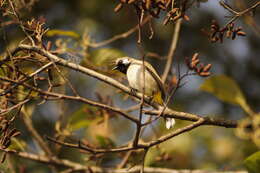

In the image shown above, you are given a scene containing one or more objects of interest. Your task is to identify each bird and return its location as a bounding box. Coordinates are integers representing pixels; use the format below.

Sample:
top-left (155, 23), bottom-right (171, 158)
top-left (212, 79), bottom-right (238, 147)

top-left (113, 57), bottom-right (175, 129)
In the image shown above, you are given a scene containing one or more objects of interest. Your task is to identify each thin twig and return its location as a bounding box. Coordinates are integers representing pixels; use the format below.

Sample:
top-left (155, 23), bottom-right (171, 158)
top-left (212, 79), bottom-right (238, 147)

top-left (46, 136), bottom-right (143, 154)
top-left (22, 107), bottom-right (54, 156)
top-left (0, 62), bottom-right (54, 96)
top-left (162, 19), bottom-right (182, 83)
top-left (220, 1), bottom-right (260, 27)
top-left (88, 16), bottom-right (152, 48)
top-left (145, 118), bottom-right (205, 147)
top-left (0, 76), bottom-right (139, 123)
top-left (0, 98), bottom-right (30, 115)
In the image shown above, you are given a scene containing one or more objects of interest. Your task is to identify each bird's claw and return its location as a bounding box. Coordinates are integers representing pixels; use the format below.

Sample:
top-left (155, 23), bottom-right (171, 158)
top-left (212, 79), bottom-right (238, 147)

top-left (130, 88), bottom-right (138, 95)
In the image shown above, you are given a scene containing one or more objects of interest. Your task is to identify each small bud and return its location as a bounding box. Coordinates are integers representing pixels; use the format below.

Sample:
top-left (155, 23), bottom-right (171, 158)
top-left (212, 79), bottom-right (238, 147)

top-left (226, 30), bottom-right (232, 38)
top-left (237, 31), bottom-right (246, 36)
top-left (183, 15), bottom-right (190, 21)
top-left (163, 16), bottom-right (170, 25)
top-left (128, 0), bottom-right (136, 4)
top-left (114, 3), bottom-right (123, 13)
top-left (203, 64), bottom-right (212, 72)
top-left (192, 53), bottom-right (199, 61)
top-left (191, 59), bottom-right (200, 68)
top-left (199, 72), bottom-right (211, 77)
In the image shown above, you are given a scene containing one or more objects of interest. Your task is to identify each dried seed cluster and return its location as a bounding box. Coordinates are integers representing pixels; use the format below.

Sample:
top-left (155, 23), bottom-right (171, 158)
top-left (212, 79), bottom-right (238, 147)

top-left (185, 53), bottom-right (212, 77)
top-left (25, 17), bottom-right (48, 44)
top-left (114, 0), bottom-right (189, 25)
top-left (208, 20), bottom-right (246, 43)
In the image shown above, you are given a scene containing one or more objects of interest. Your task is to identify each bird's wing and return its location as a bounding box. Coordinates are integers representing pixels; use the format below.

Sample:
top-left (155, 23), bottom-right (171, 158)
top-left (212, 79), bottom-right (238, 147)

top-left (132, 59), bottom-right (166, 100)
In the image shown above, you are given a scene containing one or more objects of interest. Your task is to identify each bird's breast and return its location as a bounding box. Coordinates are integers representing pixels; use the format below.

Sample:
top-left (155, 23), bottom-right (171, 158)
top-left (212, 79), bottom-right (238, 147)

top-left (126, 64), bottom-right (159, 96)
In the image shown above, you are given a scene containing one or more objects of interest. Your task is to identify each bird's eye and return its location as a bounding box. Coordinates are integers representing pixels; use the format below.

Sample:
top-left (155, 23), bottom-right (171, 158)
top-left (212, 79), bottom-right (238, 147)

top-left (118, 60), bottom-right (122, 64)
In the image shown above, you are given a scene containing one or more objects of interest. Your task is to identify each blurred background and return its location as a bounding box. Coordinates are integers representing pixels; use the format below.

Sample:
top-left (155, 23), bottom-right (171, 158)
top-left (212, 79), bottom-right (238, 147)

top-left (0, 0), bottom-right (260, 172)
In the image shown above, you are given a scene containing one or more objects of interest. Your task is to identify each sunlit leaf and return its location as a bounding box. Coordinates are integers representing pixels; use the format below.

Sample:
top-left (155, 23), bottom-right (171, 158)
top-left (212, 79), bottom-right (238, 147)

top-left (145, 148), bottom-right (160, 166)
top-left (96, 135), bottom-right (114, 148)
top-left (200, 75), bottom-right (252, 114)
top-left (68, 105), bottom-right (99, 131)
top-left (9, 138), bottom-right (26, 151)
top-left (89, 48), bottom-right (125, 67)
top-left (46, 29), bottom-right (80, 39)
top-left (244, 151), bottom-right (260, 173)
top-left (21, 103), bottom-right (35, 117)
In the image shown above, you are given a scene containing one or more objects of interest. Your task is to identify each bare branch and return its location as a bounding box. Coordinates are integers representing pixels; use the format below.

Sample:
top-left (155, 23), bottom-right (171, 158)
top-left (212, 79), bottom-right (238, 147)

top-left (1, 44), bottom-right (241, 129)
top-left (0, 75), bottom-right (139, 123)
top-left (88, 16), bottom-right (152, 48)
top-left (220, 1), bottom-right (260, 27)
top-left (162, 19), bottom-right (182, 83)
top-left (0, 148), bottom-right (248, 173)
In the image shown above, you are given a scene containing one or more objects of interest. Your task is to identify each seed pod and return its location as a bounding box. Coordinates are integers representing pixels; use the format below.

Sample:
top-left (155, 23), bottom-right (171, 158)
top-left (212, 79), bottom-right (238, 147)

top-left (128, 0), bottom-right (136, 4)
top-left (226, 30), bottom-right (232, 38)
top-left (192, 53), bottom-right (199, 61)
top-left (211, 36), bottom-right (219, 43)
top-left (191, 59), bottom-right (200, 68)
top-left (2, 139), bottom-right (11, 149)
top-left (199, 72), bottom-right (211, 77)
top-left (114, 3), bottom-right (123, 13)
top-left (163, 16), bottom-right (170, 25)
top-left (184, 15), bottom-right (190, 21)
top-left (203, 64), bottom-right (212, 72)
top-left (9, 128), bottom-right (21, 138)
top-left (237, 31), bottom-right (246, 36)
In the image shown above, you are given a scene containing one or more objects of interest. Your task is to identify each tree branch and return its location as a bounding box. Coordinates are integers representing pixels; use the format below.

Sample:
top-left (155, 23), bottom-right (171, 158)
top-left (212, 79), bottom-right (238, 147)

top-left (220, 1), bottom-right (260, 27)
top-left (162, 19), bottom-right (182, 83)
top-left (1, 44), bottom-right (241, 129)
top-left (0, 148), bottom-right (247, 173)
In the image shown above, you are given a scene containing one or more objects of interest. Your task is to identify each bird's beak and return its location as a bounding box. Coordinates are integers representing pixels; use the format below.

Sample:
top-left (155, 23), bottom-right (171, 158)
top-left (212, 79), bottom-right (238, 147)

top-left (112, 65), bottom-right (119, 71)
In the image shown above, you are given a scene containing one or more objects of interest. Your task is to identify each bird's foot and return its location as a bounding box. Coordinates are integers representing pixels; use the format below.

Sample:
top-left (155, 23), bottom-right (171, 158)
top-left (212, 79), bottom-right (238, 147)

top-left (130, 88), bottom-right (138, 96)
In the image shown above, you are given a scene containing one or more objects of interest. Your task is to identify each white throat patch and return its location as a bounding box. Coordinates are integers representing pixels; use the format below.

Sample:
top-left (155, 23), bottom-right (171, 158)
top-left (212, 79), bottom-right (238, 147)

top-left (122, 58), bottom-right (130, 65)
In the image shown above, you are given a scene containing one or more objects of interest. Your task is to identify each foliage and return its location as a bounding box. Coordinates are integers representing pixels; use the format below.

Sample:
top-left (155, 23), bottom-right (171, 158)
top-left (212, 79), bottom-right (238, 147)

top-left (0, 0), bottom-right (260, 172)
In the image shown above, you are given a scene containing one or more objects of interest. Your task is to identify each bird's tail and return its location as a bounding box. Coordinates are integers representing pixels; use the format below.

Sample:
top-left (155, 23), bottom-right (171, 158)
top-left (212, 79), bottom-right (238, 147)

top-left (153, 91), bottom-right (175, 129)
top-left (153, 91), bottom-right (164, 105)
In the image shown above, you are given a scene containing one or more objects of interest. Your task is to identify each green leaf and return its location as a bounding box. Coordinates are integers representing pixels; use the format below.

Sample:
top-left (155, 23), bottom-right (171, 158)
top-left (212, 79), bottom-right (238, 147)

top-left (96, 135), bottom-right (114, 148)
top-left (46, 29), bottom-right (80, 39)
top-left (68, 105), bottom-right (94, 131)
top-left (89, 48), bottom-right (125, 67)
top-left (9, 138), bottom-right (26, 151)
top-left (200, 75), bottom-right (250, 111)
top-left (244, 151), bottom-right (260, 173)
